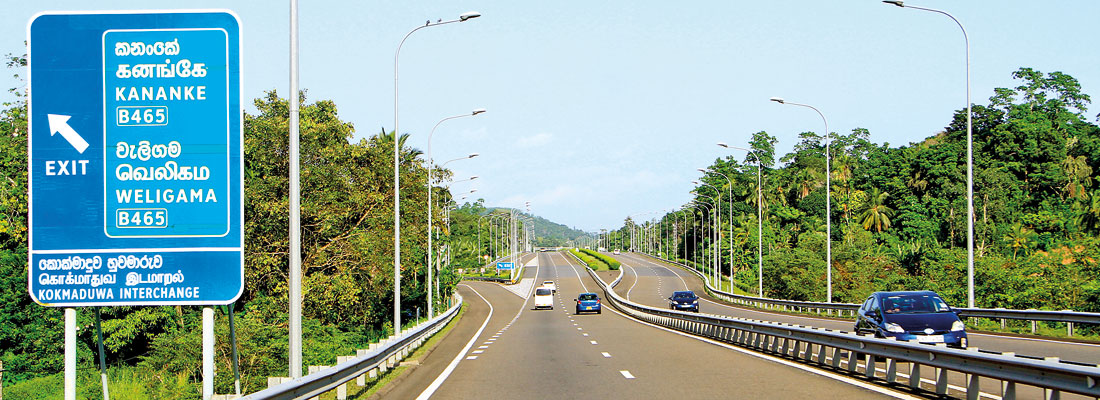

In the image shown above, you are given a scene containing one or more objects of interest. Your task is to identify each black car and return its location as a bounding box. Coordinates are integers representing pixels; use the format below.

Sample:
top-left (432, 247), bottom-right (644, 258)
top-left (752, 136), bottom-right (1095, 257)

top-left (854, 291), bottom-right (968, 348)
top-left (668, 290), bottom-right (699, 312)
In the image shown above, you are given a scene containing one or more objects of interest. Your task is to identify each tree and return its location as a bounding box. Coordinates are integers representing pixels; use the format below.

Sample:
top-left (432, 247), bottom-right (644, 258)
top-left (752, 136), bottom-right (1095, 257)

top-left (858, 188), bottom-right (894, 233)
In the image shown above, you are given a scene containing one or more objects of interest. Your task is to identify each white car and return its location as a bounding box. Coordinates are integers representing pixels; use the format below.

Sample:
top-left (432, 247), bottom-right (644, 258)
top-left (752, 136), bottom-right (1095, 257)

top-left (533, 287), bottom-right (554, 310)
top-left (613, 250), bottom-right (620, 255)
top-left (542, 280), bottom-right (556, 293)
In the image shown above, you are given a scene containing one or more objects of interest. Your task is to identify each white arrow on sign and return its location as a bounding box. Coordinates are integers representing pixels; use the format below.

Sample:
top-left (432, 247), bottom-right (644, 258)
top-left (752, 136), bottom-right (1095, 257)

top-left (47, 114), bottom-right (89, 154)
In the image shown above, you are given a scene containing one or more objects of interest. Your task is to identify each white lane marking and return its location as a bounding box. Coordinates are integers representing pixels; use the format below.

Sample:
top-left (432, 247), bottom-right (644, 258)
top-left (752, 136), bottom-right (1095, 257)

top-left (472, 350), bottom-right (484, 354)
top-left (625, 264), bottom-right (641, 301)
top-left (600, 293), bottom-right (922, 400)
top-left (583, 333), bottom-right (589, 337)
top-left (556, 251), bottom-right (590, 293)
top-left (577, 327), bottom-right (582, 330)
top-left (620, 370), bottom-right (635, 379)
top-left (415, 284), bottom-right (494, 400)
top-left (602, 352), bottom-right (611, 358)
top-left (590, 340), bottom-right (598, 345)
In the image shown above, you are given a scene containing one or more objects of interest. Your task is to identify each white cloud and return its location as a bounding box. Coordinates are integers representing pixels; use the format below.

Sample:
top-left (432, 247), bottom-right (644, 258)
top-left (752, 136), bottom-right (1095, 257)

top-left (516, 132), bottom-right (553, 148)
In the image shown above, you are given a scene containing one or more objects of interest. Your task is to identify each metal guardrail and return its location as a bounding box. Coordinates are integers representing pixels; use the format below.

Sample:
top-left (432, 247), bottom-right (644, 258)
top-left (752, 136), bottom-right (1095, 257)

top-left (239, 294), bottom-right (463, 400)
top-left (583, 263), bottom-right (1100, 400)
top-left (632, 251), bottom-right (1100, 328)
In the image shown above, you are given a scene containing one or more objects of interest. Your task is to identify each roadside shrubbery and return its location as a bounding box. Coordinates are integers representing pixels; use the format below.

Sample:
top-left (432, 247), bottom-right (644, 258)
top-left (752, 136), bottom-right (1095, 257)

top-left (569, 248), bottom-right (607, 270)
top-left (579, 249), bottom-right (621, 270)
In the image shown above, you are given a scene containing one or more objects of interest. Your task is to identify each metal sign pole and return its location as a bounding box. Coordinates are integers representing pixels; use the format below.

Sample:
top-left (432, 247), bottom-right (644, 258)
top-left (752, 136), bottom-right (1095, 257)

top-left (94, 307), bottom-right (110, 400)
top-left (202, 307), bottom-right (214, 399)
top-left (64, 308), bottom-right (75, 400)
top-left (229, 305), bottom-right (241, 395)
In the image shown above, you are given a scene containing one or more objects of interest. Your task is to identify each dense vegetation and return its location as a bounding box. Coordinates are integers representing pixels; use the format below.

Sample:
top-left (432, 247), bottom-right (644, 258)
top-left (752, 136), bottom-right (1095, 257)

top-left (615, 68), bottom-right (1100, 313)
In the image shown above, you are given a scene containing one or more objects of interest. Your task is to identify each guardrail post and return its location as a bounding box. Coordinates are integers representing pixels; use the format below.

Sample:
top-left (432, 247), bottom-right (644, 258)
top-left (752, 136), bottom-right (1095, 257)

top-left (966, 373), bottom-right (980, 400)
top-left (306, 366), bottom-right (329, 400)
top-left (935, 366), bottom-right (949, 395)
top-left (846, 348), bottom-right (858, 372)
top-left (267, 377), bottom-right (291, 388)
top-left (1043, 388), bottom-right (1060, 400)
top-left (831, 347), bottom-right (843, 369)
top-left (356, 350), bottom-right (368, 386)
top-left (1067, 321), bottom-right (1074, 337)
top-left (1001, 381), bottom-right (1016, 400)
top-left (885, 358), bottom-right (897, 383)
top-left (908, 363), bottom-right (921, 390)
top-left (335, 356), bottom-right (350, 400)
top-left (816, 343), bottom-right (827, 364)
top-left (864, 353), bottom-right (876, 378)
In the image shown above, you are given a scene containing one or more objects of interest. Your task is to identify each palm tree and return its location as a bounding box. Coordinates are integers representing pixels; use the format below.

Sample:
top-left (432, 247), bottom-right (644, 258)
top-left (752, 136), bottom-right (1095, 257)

top-left (1061, 155), bottom-right (1093, 201)
top-left (858, 188), bottom-right (894, 232)
top-left (1075, 190), bottom-right (1100, 234)
top-left (1002, 222), bottom-right (1037, 260)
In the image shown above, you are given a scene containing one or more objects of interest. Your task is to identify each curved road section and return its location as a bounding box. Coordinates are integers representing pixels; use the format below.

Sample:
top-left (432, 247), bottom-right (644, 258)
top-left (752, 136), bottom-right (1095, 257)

top-left (391, 251), bottom-right (915, 399)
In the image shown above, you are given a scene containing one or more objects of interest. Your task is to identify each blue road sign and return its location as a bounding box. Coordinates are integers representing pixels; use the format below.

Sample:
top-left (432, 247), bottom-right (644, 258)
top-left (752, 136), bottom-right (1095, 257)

top-left (496, 262), bottom-right (515, 270)
top-left (27, 11), bottom-right (243, 306)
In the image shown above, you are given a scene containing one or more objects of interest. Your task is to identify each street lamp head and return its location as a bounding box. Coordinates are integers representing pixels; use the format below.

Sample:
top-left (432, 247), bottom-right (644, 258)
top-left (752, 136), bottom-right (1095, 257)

top-left (882, 0), bottom-right (904, 7)
top-left (769, 97), bottom-right (785, 104)
top-left (459, 11), bottom-right (481, 21)
top-left (470, 175), bottom-right (479, 180)
top-left (692, 180), bottom-right (700, 185)
top-left (468, 153), bottom-right (479, 158)
top-left (697, 168), bottom-right (708, 173)
top-left (717, 142), bottom-right (729, 148)
top-left (472, 108), bottom-right (487, 115)
top-left (469, 189), bottom-right (478, 193)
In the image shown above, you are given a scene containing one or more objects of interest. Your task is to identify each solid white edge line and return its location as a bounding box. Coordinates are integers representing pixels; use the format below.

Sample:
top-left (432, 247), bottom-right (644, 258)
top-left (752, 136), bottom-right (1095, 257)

top-left (600, 292), bottom-right (922, 400)
top-left (415, 284), bottom-right (494, 400)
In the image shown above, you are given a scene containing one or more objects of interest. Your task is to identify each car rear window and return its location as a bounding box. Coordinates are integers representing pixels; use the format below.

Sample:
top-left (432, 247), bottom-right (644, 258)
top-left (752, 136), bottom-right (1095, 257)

top-left (535, 288), bottom-right (552, 296)
top-left (579, 294), bottom-right (597, 301)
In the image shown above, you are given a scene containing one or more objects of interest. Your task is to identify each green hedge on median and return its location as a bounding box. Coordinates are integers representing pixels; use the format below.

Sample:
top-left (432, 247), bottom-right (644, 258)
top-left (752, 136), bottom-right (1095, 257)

top-left (580, 248), bottom-right (621, 270)
top-left (569, 248), bottom-right (608, 270)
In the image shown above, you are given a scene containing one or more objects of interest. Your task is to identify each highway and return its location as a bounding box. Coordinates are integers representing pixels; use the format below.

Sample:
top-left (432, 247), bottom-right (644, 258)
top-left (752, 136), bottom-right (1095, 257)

top-left (390, 251), bottom-right (919, 399)
top-left (607, 251), bottom-right (1100, 365)
top-left (606, 251), bottom-right (1100, 399)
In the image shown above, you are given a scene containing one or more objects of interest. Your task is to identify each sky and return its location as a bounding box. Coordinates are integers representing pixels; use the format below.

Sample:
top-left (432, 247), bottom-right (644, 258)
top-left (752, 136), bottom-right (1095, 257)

top-left (5, 1), bottom-right (1100, 232)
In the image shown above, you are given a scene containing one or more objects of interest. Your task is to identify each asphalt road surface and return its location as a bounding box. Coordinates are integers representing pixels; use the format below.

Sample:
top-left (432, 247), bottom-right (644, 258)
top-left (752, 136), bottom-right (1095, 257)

top-left (392, 251), bottom-right (917, 399)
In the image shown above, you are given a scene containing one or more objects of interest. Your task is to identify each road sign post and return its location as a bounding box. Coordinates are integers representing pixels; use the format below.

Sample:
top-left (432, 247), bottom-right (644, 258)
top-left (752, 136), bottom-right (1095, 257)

top-left (28, 11), bottom-right (243, 399)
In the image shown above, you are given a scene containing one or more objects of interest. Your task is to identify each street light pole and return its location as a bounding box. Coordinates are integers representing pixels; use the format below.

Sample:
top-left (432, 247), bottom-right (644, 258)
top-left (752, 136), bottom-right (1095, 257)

top-left (700, 168), bottom-right (735, 294)
top-left (694, 182), bottom-right (723, 288)
top-left (883, 0), bottom-right (975, 308)
top-left (393, 11), bottom-right (481, 333)
top-left (426, 111), bottom-right (483, 319)
top-left (718, 143), bottom-right (765, 297)
top-left (771, 97), bottom-right (833, 303)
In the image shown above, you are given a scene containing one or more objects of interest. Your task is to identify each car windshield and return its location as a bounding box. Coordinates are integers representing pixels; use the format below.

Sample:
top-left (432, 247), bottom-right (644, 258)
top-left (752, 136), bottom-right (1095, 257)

top-left (673, 292), bottom-right (695, 299)
top-left (535, 288), bottom-right (551, 296)
top-left (882, 294), bottom-right (952, 314)
top-left (579, 294), bottom-right (597, 301)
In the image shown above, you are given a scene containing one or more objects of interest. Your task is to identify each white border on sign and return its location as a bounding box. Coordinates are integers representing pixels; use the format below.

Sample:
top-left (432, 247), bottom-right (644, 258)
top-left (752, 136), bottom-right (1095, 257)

top-left (102, 27), bottom-right (232, 239)
top-left (26, 10), bottom-right (245, 307)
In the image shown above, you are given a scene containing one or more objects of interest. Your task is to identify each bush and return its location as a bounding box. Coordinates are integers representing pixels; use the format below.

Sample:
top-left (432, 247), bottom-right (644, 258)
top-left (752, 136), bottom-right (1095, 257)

top-left (580, 249), bottom-right (621, 270)
top-left (569, 249), bottom-right (608, 270)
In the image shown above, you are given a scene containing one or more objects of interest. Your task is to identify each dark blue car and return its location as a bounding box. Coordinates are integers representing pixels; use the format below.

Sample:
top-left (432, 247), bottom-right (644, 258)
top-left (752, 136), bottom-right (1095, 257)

top-left (668, 290), bottom-right (699, 312)
top-left (575, 293), bottom-right (601, 314)
top-left (854, 291), bottom-right (968, 348)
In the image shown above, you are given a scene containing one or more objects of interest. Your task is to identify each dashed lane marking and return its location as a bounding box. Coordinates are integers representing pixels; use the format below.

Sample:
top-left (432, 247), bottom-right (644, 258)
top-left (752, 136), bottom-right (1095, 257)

top-left (590, 340), bottom-right (598, 345)
top-left (465, 356), bottom-right (478, 360)
top-left (620, 370), bottom-right (635, 379)
top-left (602, 352), bottom-right (611, 358)
top-left (472, 350), bottom-right (483, 354)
